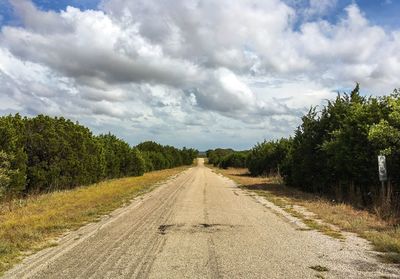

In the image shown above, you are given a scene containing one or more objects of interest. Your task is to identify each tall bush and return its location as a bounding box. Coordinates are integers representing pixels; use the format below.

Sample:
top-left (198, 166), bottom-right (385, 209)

top-left (244, 85), bottom-right (400, 213)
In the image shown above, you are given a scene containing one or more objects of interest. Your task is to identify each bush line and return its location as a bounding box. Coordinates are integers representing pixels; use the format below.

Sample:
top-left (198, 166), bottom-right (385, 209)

top-left (208, 84), bottom-right (400, 217)
top-left (0, 114), bottom-right (198, 201)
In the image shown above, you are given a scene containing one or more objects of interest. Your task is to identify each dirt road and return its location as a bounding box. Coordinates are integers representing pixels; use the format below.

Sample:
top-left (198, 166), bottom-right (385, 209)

top-left (4, 159), bottom-right (399, 278)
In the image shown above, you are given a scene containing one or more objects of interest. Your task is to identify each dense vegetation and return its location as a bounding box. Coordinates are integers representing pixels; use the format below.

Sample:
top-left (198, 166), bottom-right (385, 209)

top-left (207, 148), bottom-right (233, 166)
top-left (0, 114), bottom-right (198, 200)
top-left (137, 141), bottom-right (198, 171)
top-left (206, 149), bottom-right (248, 169)
top-left (246, 138), bottom-right (291, 176)
top-left (213, 85), bottom-right (400, 215)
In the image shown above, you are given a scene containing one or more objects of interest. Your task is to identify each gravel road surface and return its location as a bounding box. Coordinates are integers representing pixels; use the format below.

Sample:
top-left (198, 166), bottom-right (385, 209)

top-left (3, 159), bottom-right (400, 278)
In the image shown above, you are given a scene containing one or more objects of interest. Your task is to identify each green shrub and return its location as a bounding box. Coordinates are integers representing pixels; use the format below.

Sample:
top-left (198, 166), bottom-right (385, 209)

top-left (245, 85), bottom-right (400, 213)
top-left (0, 115), bottom-right (198, 199)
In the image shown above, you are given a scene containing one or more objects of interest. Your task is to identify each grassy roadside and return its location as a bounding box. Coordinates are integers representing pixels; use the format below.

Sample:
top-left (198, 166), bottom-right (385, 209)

top-left (0, 166), bottom-right (189, 275)
top-left (213, 166), bottom-right (400, 263)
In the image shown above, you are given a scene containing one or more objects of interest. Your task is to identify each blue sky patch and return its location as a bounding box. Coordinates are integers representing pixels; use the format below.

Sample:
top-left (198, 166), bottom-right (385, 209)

top-left (1, 0), bottom-right (399, 29)
top-left (0, 0), bottom-right (101, 26)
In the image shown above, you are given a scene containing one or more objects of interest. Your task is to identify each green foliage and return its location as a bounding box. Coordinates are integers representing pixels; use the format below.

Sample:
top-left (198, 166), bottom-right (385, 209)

top-left (0, 114), bottom-right (27, 197)
top-left (97, 134), bottom-right (145, 178)
top-left (206, 148), bottom-right (235, 166)
top-left (247, 138), bottom-right (291, 176)
top-left (219, 152), bottom-right (248, 169)
top-left (0, 151), bottom-right (12, 199)
top-left (206, 149), bottom-right (248, 169)
top-left (245, 85), bottom-right (400, 211)
top-left (23, 115), bottom-right (105, 192)
top-left (0, 114), bottom-right (197, 200)
top-left (137, 141), bottom-right (198, 171)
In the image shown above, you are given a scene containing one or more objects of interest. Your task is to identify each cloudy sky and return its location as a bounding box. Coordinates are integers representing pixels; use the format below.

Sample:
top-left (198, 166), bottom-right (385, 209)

top-left (0, 0), bottom-right (399, 150)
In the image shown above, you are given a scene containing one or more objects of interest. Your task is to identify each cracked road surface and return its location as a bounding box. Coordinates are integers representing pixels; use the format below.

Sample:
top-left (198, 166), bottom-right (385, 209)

top-left (4, 159), bottom-right (400, 278)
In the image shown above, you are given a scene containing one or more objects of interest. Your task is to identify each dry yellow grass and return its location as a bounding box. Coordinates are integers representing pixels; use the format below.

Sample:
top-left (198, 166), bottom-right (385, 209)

top-left (214, 167), bottom-right (400, 263)
top-left (0, 166), bottom-right (188, 275)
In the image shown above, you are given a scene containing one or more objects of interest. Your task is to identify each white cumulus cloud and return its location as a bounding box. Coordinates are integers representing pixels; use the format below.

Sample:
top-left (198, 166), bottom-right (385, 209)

top-left (0, 0), bottom-right (399, 149)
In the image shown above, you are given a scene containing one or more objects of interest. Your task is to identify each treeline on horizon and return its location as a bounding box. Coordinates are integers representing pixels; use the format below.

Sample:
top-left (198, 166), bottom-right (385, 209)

top-left (0, 114), bottom-right (198, 200)
top-left (208, 85), bottom-right (400, 216)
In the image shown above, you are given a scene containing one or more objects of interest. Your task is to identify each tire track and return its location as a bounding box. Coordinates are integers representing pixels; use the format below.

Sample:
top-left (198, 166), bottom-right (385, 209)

top-left (80, 174), bottom-right (194, 278)
top-left (202, 168), bottom-right (221, 279)
top-left (3, 169), bottom-right (194, 279)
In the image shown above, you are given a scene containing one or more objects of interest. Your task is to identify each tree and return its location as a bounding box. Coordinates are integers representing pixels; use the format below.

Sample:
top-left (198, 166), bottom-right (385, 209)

top-left (0, 114), bottom-right (27, 196)
top-left (244, 85), bottom-right (400, 214)
top-left (0, 151), bottom-right (12, 199)
top-left (0, 114), bottom-right (197, 199)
